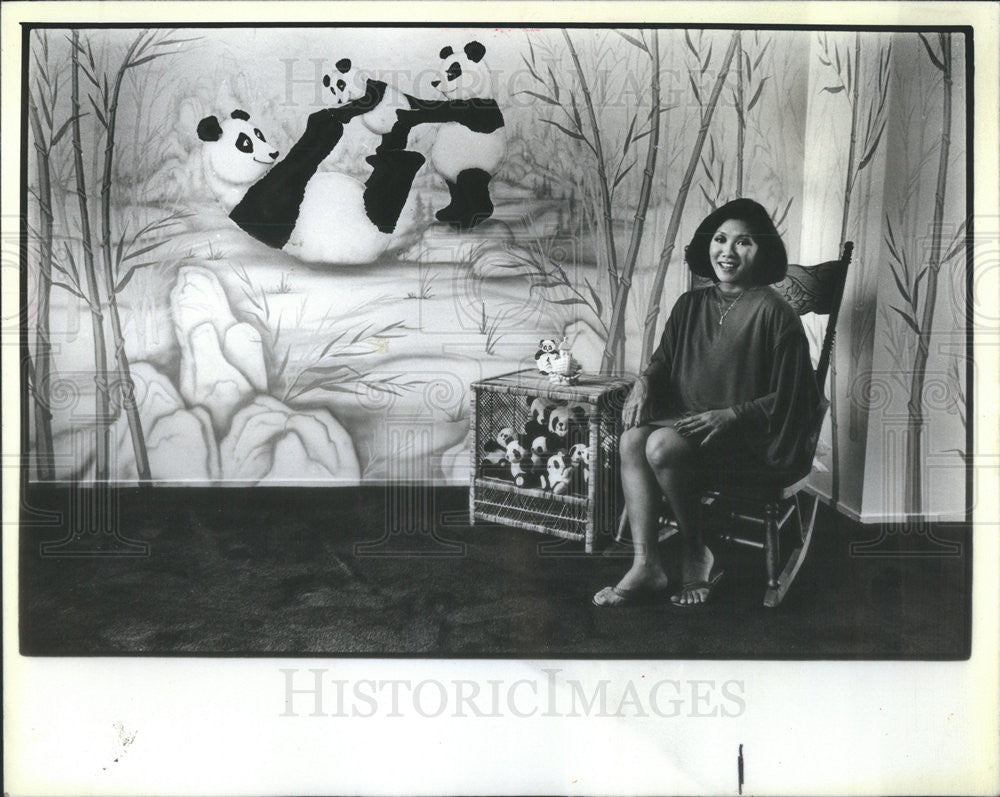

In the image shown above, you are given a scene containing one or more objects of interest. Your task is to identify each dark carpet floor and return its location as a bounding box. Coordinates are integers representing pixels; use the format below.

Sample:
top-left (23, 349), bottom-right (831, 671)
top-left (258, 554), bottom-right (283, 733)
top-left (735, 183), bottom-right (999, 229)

top-left (19, 485), bottom-right (971, 658)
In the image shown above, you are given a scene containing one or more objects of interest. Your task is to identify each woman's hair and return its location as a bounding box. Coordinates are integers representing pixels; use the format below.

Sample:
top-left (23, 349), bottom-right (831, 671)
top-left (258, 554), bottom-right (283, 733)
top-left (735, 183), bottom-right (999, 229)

top-left (684, 198), bottom-right (788, 285)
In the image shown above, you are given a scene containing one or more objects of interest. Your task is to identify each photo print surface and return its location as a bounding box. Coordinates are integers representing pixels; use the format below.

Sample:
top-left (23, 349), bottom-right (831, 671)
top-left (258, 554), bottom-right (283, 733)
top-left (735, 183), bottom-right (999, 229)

top-left (19, 23), bottom-right (972, 657)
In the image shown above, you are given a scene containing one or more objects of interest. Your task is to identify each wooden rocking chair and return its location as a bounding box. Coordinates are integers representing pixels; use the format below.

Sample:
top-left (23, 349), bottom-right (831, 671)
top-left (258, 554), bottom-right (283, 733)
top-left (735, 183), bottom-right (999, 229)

top-left (614, 241), bottom-right (853, 607)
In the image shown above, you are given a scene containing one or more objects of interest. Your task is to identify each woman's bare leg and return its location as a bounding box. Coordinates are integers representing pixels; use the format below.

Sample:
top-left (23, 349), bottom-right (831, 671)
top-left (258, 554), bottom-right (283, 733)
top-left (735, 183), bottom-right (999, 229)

top-left (592, 425), bottom-right (671, 605)
top-left (645, 426), bottom-right (716, 605)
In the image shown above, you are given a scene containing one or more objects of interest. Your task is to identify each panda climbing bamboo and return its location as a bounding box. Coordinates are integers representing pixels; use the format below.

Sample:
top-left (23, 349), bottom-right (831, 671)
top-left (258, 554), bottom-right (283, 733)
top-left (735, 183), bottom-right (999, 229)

top-left (197, 91), bottom-right (423, 264)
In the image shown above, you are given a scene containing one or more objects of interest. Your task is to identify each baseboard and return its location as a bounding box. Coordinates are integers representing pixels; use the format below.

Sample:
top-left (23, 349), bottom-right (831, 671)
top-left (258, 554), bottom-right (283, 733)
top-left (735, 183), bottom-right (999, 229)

top-left (804, 484), bottom-right (968, 525)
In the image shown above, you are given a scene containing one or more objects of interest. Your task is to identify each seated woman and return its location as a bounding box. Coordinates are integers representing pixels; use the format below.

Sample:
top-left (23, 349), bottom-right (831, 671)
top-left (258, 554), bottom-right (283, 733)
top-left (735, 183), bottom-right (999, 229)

top-left (593, 198), bottom-right (821, 608)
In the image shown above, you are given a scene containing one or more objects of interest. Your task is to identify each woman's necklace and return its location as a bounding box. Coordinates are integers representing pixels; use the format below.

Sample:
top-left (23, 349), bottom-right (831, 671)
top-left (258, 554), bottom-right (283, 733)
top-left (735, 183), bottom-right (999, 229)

top-left (718, 290), bottom-right (744, 326)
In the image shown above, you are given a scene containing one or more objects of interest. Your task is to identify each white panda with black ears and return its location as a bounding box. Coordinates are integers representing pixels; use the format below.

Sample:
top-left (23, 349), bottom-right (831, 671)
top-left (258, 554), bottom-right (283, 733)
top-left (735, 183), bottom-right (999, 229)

top-left (321, 57), bottom-right (411, 137)
top-left (388, 40), bottom-right (506, 230)
top-left (197, 107), bottom-right (424, 265)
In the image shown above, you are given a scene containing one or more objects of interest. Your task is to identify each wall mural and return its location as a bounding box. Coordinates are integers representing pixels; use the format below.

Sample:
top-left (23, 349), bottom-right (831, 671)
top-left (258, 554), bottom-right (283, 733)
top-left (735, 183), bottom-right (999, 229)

top-left (23, 26), bottom-right (968, 520)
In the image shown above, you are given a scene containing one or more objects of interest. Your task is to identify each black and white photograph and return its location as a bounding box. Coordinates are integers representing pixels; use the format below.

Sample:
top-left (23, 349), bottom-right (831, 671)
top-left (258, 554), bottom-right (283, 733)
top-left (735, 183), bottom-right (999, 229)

top-left (3, 1), bottom-right (998, 794)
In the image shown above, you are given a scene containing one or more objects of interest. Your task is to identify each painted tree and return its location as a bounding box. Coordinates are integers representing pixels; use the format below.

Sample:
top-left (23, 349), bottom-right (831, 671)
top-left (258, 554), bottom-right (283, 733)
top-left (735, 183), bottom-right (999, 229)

top-left (601, 29), bottom-right (661, 375)
top-left (26, 32), bottom-right (73, 480)
top-left (521, 29), bottom-right (671, 373)
top-left (731, 32), bottom-right (772, 199)
top-left (639, 31), bottom-right (739, 367)
top-left (816, 32), bottom-right (891, 505)
top-left (69, 30), bottom-right (192, 482)
top-left (65, 29), bottom-right (113, 482)
top-left (895, 33), bottom-right (958, 515)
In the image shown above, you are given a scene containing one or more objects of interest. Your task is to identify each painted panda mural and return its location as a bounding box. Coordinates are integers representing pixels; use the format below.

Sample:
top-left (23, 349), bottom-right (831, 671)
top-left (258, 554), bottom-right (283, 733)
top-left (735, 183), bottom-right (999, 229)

top-left (196, 105), bottom-right (424, 265)
top-left (384, 40), bottom-right (507, 230)
top-left (321, 57), bottom-right (412, 137)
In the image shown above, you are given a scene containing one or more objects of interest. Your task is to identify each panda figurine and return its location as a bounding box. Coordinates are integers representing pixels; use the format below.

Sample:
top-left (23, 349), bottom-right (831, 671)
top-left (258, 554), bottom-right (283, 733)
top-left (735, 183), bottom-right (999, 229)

top-left (387, 40), bottom-right (506, 230)
top-left (321, 58), bottom-right (412, 137)
top-left (535, 338), bottom-right (558, 375)
top-left (197, 106), bottom-right (424, 264)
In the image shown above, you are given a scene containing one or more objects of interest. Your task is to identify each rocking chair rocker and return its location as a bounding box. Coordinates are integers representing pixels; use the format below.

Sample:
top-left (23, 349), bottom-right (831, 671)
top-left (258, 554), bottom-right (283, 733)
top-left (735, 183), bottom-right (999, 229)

top-left (614, 241), bottom-right (853, 608)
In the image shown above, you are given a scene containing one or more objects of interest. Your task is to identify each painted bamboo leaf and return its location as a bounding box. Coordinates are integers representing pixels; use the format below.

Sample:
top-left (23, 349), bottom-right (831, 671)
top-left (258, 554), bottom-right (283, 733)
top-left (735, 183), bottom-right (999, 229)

top-left (688, 73), bottom-right (702, 104)
top-left (114, 261), bottom-right (158, 294)
top-left (519, 89), bottom-right (558, 105)
top-left (917, 32), bottom-right (945, 71)
top-left (547, 65), bottom-right (560, 100)
top-left (941, 220), bottom-right (969, 262)
top-left (887, 259), bottom-right (912, 306)
top-left (616, 30), bottom-right (647, 52)
top-left (585, 279), bottom-right (603, 317)
top-left (747, 76), bottom-right (768, 112)
top-left (772, 196), bottom-right (793, 229)
top-left (520, 54), bottom-right (542, 83)
top-left (890, 305), bottom-right (921, 335)
top-left (613, 161), bottom-right (635, 189)
top-left (685, 30), bottom-right (698, 57)
top-left (753, 39), bottom-right (771, 69)
top-left (912, 266), bottom-right (931, 311)
top-left (541, 118), bottom-right (585, 141)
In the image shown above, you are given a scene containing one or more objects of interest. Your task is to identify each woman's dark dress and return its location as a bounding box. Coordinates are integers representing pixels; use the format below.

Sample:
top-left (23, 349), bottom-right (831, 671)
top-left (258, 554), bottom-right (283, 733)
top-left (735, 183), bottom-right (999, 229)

top-left (642, 285), bottom-right (821, 484)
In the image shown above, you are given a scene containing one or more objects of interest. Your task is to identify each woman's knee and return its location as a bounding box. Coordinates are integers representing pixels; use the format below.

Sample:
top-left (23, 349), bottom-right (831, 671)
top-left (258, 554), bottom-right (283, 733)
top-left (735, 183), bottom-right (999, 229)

top-left (620, 426), bottom-right (651, 465)
top-left (645, 427), bottom-right (695, 470)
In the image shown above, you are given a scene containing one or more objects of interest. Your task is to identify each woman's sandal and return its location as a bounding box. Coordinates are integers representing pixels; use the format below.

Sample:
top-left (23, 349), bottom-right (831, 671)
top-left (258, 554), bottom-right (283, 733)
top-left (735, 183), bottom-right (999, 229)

top-left (592, 582), bottom-right (671, 608)
top-left (669, 569), bottom-right (725, 608)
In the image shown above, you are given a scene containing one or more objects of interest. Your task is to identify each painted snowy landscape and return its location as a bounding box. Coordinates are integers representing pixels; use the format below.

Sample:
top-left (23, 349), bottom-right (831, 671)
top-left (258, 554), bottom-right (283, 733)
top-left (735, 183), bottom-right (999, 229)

top-left (24, 26), bottom-right (968, 519)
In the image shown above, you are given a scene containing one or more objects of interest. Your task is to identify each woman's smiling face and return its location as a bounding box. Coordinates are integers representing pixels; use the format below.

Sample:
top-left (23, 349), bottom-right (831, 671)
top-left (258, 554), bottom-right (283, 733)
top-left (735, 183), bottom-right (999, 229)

top-left (709, 219), bottom-right (759, 287)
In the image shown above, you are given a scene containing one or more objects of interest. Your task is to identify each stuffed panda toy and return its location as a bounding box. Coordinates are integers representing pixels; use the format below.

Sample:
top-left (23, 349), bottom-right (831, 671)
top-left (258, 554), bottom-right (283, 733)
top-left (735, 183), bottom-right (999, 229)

top-left (566, 403), bottom-right (590, 447)
top-left (480, 427), bottom-right (517, 481)
top-left (529, 435), bottom-right (549, 473)
top-left (547, 451), bottom-right (572, 496)
top-left (197, 106), bottom-right (423, 264)
top-left (479, 445), bottom-right (509, 482)
top-left (386, 40), bottom-right (506, 230)
top-left (496, 427), bottom-right (517, 450)
top-left (568, 442), bottom-right (589, 495)
top-left (482, 427), bottom-right (515, 457)
top-left (520, 396), bottom-right (554, 448)
top-left (505, 439), bottom-right (536, 489)
top-left (548, 404), bottom-right (586, 451)
top-left (321, 58), bottom-right (412, 137)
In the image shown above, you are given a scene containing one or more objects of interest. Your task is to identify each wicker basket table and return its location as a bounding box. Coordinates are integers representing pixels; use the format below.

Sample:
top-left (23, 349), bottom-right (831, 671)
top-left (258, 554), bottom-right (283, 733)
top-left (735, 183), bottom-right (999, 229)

top-left (469, 370), bottom-right (633, 553)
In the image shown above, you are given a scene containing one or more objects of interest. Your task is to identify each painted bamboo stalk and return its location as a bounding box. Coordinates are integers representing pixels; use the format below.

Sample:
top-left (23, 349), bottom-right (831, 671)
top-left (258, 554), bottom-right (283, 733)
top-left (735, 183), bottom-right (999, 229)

top-left (99, 32), bottom-right (152, 483)
top-left (905, 33), bottom-right (953, 515)
top-left (562, 31), bottom-right (620, 300)
top-left (70, 30), bottom-right (112, 483)
top-left (735, 32), bottom-right (744, 197)
top-left (847, 42), bottom-right (891, 444)
top-left (640, 31), bottom-right (739, 367)
top-left (829, 33), bottom-right (861, 507)
top-left (601, 30), bottom-right (660, 375)
top-left (27, 82), bottom-right (56, 480)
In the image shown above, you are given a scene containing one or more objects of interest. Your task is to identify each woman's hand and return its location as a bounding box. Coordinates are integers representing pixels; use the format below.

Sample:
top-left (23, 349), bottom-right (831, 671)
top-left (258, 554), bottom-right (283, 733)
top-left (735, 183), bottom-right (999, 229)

top-left (622, 376), bottom-right (652, 429)
top-left (673, 408), bottom-right (738, 446)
